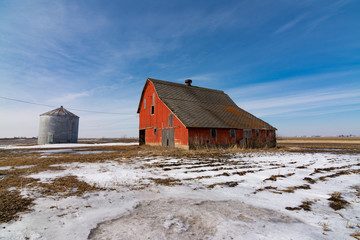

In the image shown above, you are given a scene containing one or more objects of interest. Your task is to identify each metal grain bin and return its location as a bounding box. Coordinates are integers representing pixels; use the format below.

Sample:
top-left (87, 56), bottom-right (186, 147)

top-left (38, 106), bottom-right (79, 144)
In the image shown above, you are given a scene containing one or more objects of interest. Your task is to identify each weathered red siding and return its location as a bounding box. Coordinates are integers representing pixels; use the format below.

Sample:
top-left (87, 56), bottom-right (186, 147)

top-left (139, 81), bottom-right (188, 148)
top-left (250, 129), bottom-right (276, 148)
top-left (188, 128), bottom-right (243, 148)
top-left (188, 128), bottom-right (276, 149)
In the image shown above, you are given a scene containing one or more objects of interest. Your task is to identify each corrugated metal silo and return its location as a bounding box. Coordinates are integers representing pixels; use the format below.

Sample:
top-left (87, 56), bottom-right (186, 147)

top-left (38, 106), bottom-right (79, 144)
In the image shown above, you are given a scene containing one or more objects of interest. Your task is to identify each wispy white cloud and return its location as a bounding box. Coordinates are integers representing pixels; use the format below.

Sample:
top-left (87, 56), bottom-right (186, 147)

top-left (228, 69), bottom-right (360, 118)
top-left (275, 105), bottom-right (360, 118)
top-left (50, 91), bottom-right (91, 104)
top-left (274, 14), bottom-right (307, 34)
top-left (306, 0), bottom-right (351, 32)
top-left (227, 70), bottom-right (359, 98)
top-left (251, 97), bottom-right (360, 117)
top-left (242, 88), bottom-right (360, 110)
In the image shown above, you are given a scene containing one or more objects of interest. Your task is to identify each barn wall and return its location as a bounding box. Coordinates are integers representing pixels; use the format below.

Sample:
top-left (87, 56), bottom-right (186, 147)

top-left (188, 128), bottom-right (276, 149)
top-left (252, 129), bottom-right (276, 148)
top-left (139, 81), bottom-right (188, 148)
top-left (188, 128), bottom-right (244, 149)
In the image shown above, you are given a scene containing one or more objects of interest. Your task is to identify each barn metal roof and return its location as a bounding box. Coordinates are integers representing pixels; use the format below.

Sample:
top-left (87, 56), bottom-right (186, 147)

top-left (137, 78), bottom-right (276, 130)
top-left (40, 106), bottom-right (79, 118)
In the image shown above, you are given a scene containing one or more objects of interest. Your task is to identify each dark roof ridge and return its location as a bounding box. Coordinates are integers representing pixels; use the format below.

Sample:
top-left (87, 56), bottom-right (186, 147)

top-left (148, 78), bottom-right (224, 94)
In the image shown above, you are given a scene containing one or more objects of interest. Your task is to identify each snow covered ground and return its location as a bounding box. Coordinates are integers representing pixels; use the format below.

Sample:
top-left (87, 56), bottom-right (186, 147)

top-left (0, 150), bottom-right (359, 239)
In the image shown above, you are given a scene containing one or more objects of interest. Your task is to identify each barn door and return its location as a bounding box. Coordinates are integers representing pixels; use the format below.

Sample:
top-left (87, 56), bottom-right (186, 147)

top-left (244, 129), bottom-right (252, 148)
top-left (240, 129), bottom-right (252, 148)
top-left (139, 130), bottom-right (145, 145)
top-left (162, 129), bottom-right (174, 147)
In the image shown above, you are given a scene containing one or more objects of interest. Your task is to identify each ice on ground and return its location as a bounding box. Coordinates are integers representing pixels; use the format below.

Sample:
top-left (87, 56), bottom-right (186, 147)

top-left (88, 198), bottom-right (324, 240)
top-left (34, 149), bottom-right (74, 154)
top-left (70, 150), bottom-right (115, 155)
top-left (0, 165), bottom-right (37, 171)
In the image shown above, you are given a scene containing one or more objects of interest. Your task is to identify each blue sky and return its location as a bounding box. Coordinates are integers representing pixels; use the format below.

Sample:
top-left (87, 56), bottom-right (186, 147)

top-left (0, 0), bottom-right (359, 138)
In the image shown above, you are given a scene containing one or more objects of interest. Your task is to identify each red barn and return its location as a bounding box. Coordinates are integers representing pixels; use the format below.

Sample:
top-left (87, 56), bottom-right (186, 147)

top-left (137, 78), bottom-right (276, 149)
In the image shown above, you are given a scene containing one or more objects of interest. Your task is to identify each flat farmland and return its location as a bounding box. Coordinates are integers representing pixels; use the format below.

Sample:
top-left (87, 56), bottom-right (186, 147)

top-left (0, 140), bottom-right (359, 239)
top-left (277, 137), bottom-right (360, 150)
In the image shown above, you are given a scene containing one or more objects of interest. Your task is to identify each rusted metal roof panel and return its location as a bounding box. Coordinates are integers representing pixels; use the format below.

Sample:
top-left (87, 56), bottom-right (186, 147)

top-left (147, 78), bottom-right (276, 130)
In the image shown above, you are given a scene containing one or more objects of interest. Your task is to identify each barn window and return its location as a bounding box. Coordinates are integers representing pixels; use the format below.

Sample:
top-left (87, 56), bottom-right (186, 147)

top-left (154, 127), bottom-right (157, 135)
top-left (266, 130), bottom-right (269, 137)
top-left (255, 129), bottom-right (259, 137)
top-left (211, 129), bottom-right (217, 138)
top-left (144, 99), bottom-right (146, 109)
top-left (230, 129), bottom-right (236, 138)
top-left (169, 113), bottom-right (173, 127)
top-left (151, 93), bottom-right (155, 115)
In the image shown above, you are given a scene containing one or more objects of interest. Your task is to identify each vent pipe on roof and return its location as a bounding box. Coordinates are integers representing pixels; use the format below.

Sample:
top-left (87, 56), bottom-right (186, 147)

top-left (185, 79), bottom-right (192, 86)
top-left (60, 106), bottom-right (63, 108)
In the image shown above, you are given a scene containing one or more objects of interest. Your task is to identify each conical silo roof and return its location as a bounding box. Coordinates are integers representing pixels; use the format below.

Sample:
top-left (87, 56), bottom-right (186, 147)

top-left (40, 106), bottom-right (79, 118)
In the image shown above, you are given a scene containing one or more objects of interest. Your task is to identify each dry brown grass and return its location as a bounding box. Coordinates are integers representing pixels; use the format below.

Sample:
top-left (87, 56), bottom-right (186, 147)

top-left (319, 169), bottom-right (359, 181)
top-left (263, 173), bottom-right (294, 182)
top-left (0, 189), bottom-right (34, 223)
top-left (207, 181), bottom-right (238, 188)
top-left (303, 177), bottom-right (316, 184)
top-left (350, 232), bottom-right (360, 240)
top-left (30, 176), bottom-right (103, 197)
top-left (148, 177), bottom-right (182, 186)
top-left (255, 184), bottom-right (311, 194)
top-left (328, 192), bottom-right (350, 211)
top-left (286, 200), bottom-right (314, 212)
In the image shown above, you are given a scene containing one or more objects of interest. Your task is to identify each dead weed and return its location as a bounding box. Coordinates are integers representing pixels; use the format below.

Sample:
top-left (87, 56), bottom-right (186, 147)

top-left (149, 177), bottom-right (182, 186)
top-left (328, 192), bottom-right (350, 211)
top-left (30, 175), bottom-right (103, 197)
top-left (286, 200), bottom-right (314, 212)
top-left (207, 181), bottom-right (238, 188)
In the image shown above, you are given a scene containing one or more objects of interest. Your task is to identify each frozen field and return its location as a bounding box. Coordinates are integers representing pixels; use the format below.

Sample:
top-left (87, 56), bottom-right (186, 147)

top-left (0, 145), bottom-right (359, 239)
